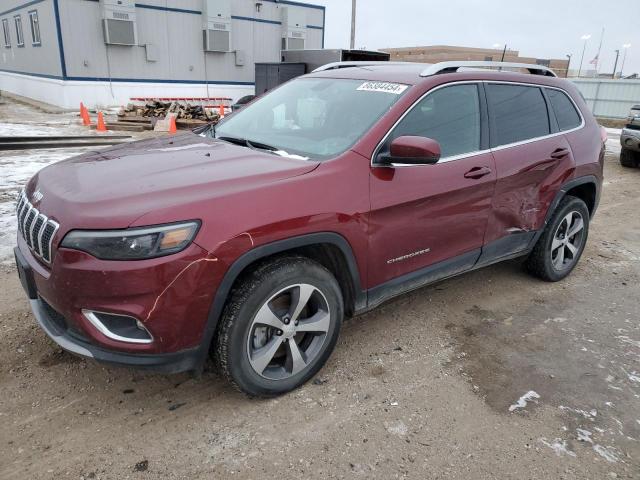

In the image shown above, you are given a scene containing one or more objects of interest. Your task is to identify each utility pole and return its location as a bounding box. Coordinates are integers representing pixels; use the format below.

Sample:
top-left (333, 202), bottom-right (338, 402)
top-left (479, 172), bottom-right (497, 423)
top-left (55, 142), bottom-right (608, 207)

top-left (566, 54), bottom-right (572, 78)
top-left (578, 34), bottom-right (591, 78)
top-left (621, 44), bottom-right (631, 78)
top-left (501, 45), bottom-right (507, 62)
top-left (350, 0), bottom-right (356, 50)
top-left (612, 49), bottom-right (620, 79)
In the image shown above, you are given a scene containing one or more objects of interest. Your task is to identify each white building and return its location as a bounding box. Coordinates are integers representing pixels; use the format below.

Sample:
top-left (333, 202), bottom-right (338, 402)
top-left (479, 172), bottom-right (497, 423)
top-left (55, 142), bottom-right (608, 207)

top-left (0, 0), bottom-right (325, 108)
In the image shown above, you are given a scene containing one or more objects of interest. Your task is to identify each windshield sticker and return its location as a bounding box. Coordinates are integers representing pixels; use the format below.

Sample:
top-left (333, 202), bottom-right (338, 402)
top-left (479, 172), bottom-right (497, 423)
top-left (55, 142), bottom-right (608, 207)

top-left (357, 81), bottom-right (408, 95)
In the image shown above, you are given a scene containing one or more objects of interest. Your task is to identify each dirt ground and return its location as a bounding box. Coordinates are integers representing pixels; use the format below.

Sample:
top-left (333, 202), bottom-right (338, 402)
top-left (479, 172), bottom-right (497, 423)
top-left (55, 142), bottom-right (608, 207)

top-left (0, 111), bottom-right (639, 478)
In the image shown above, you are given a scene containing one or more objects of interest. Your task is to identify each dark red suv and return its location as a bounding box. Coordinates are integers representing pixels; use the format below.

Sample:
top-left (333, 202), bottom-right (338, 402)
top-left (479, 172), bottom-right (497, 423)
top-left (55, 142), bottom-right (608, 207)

top-left (15, 61), bottom-right (604, 396)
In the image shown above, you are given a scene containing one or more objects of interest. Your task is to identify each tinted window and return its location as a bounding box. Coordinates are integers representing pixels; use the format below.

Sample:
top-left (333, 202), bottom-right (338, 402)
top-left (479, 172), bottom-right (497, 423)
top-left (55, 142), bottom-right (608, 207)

top-left (487, 84), bottom-right (550, 147)
top-left (29, 10), bottom-right (40, 45)
top-left (14, 15), bottom-right (23, 47)
top-left (2, 19), bottom-right (10, 47)
top-left (388, 84), bottom-right (481, 158)
top-left (546, 88), bottom-right (581, 131)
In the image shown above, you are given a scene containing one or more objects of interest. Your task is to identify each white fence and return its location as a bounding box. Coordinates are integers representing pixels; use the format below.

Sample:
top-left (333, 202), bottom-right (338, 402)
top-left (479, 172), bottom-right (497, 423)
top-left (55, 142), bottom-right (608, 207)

top-left (571, 78), bottom-right (640, 119)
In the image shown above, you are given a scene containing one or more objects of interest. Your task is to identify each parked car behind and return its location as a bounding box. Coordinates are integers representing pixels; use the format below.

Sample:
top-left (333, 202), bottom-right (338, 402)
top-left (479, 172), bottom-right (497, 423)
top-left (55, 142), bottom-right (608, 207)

top-left (620, 104), bottom-right (640, 167)
top-left (15, 61), bottom-right (604, 396)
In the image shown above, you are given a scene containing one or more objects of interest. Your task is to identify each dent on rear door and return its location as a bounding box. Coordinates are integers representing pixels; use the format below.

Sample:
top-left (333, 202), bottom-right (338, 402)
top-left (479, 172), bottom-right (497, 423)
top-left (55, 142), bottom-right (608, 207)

top-left (486, 135), bottom-right (575, 244)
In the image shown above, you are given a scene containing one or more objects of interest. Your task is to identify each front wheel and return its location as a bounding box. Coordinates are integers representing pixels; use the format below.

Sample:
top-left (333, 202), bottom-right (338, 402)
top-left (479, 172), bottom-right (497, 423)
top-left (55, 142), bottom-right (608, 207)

top-left (215, 256), bottom-right (343, 397)
top-left (525, 196), bottom-right (590, 282)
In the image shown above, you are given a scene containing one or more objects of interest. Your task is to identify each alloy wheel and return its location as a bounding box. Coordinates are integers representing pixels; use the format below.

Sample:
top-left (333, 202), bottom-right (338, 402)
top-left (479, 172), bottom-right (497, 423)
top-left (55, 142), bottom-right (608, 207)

top-left (246, 284), bottom-right (331, 380)
top-left (551, 210), bottom-right (585, 271)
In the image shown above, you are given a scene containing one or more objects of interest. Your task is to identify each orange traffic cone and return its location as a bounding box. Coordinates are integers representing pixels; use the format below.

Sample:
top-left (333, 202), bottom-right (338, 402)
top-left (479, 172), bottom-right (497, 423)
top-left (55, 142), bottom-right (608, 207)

top-left (218, 103), bottom-right (225, 118)
top-left (168, 115), bottom-right (177, 134)
top-left (96, 112), bottom-right (107, 132)
top-left (80, 102), bottom-right (91, 126)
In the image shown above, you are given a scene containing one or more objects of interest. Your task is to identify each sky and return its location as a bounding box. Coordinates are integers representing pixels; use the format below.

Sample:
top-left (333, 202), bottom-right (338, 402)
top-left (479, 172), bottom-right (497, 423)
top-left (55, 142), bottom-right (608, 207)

top-left (313, 0), bottom-right (638, 76)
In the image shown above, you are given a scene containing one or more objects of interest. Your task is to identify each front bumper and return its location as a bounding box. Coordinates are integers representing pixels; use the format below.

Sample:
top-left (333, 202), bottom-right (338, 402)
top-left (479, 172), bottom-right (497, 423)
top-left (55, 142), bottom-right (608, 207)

top-left (15, 232), bottom-right (221, 372)
top-left (29, 295), bottom-right (200, 373)
top-left (620, 128), bottom-right (640, 153)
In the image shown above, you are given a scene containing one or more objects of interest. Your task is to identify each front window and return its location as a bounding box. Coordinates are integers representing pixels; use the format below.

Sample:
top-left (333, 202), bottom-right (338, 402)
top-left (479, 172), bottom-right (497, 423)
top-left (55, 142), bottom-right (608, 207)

top-left (212, 78), bottom-right (409, 160)
top-left (384, 83), bottom-right (482, 158)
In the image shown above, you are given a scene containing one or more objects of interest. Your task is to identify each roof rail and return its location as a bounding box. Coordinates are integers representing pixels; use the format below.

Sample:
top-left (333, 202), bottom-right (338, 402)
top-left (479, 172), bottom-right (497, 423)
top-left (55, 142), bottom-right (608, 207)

top-left (420, 61), bottom-right (558, 78)
top-left (312, 61), bottom-right (415, 72)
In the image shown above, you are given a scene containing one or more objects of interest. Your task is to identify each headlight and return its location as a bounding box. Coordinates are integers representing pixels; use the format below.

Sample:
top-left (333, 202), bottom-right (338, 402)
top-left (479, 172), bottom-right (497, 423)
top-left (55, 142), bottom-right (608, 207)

top-left (61, 221), bottom-right (200, 260)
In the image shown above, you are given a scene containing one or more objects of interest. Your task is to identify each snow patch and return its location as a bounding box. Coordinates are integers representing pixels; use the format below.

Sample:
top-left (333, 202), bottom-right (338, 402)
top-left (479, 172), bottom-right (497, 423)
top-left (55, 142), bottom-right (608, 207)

top-left (509, 390), bottom-right (540, 412)
top-left (593, 444), bottom-right (619, 463)
top-left (539, 438), bottom-right (576, 457)
top-left (559, 405), bottom-right (597, 419)
top-left (385, 420), bottom-right (408, 437)
top-left (576, 429), bottom-right (593, 444)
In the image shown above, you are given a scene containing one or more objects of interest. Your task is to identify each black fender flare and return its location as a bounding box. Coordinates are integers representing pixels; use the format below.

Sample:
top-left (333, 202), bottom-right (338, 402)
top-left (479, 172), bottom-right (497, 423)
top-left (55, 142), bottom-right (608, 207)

top-left (529, 175), bottom-right (599, 248)
top-left (193, 232), bottom-right (365, 373)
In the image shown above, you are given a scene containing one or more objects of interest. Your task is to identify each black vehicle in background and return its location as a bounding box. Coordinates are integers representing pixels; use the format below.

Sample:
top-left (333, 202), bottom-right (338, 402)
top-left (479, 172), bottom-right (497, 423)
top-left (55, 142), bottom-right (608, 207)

top-left (620, 105), bottom-right (640, 168)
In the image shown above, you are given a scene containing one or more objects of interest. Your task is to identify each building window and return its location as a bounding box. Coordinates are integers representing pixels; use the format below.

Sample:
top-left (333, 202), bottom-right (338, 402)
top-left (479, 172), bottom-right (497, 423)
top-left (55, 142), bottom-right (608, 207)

top-left (14, 15), bottom-right (24, 47)
top-left (28, 10), bottom-right (40, 45)
top-left (2, 19), bottom-right (10, 48)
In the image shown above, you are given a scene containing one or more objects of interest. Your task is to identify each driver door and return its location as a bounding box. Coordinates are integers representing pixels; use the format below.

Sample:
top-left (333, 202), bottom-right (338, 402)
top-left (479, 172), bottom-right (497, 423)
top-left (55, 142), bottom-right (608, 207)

top-left (368, 82), bottom-right (497, 293)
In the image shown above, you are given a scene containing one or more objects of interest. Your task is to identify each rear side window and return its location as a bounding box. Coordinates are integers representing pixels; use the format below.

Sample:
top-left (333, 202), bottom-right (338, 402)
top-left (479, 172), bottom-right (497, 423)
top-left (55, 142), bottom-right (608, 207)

top-left (387, 84), bottom-right (481, 158)
top-left (487, 84), bottom-right (550, 147)
top-left (546, 88), bottom-right (582, 131)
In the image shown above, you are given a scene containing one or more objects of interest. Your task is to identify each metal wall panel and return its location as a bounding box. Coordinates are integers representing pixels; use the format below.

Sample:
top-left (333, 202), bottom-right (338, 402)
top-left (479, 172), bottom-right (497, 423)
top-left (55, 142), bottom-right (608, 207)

top-left (55, 0), bottom-right (323, 83)
top-left (1, 0), bottom-right (324, 83)
top-left (572, 79), bottom-right (640, 119)
top-left (0, 0), bottom-right (62, 77)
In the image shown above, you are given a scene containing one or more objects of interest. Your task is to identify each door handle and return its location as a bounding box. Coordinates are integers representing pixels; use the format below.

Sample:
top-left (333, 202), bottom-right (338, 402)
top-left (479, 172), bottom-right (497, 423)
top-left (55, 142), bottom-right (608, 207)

top-left (464, 166), bottom-right (492, 179)
top-left (550, 148), bottom-right (570, 159)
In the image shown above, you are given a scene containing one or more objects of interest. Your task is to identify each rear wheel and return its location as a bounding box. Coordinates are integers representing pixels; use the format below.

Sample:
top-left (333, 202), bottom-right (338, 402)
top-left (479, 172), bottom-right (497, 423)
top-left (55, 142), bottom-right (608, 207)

top-left (215, 256), bottom-right (343, 397)
top-left (620, 148), bottom-right (639, 168)
top-left (525, 196), bottom-right (590, 282)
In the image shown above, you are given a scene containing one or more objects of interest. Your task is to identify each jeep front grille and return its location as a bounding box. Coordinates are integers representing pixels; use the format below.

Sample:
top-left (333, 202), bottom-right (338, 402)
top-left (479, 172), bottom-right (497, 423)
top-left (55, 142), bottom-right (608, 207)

top-left (16, 190), bottom-right (59, 264)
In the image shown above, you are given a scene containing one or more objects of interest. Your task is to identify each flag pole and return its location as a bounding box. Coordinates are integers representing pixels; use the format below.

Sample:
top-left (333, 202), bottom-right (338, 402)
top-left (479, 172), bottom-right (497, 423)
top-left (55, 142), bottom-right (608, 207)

top-left (595, 27), bottom-right (605, 73)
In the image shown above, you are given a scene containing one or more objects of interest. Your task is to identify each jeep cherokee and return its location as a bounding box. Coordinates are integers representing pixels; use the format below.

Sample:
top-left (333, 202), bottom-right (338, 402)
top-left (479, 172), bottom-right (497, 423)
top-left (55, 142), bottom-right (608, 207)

top-left (15, 61), bottom-right (604, 396)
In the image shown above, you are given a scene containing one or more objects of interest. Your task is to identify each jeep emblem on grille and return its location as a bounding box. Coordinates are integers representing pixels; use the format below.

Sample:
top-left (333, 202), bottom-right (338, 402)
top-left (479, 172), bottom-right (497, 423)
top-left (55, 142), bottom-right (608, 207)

top-left (32, 190), bottom-right (44, 203)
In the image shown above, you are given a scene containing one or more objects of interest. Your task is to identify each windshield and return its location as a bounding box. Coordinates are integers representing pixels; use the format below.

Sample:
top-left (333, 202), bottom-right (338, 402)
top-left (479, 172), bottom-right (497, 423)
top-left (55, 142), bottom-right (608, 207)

top-left (212, 77), bottom-right (409, 160)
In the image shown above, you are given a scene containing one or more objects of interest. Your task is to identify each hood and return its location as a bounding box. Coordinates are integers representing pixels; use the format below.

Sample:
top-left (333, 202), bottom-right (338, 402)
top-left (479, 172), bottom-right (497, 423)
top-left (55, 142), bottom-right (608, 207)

top-left (27, 132), bottom-right (319, 231)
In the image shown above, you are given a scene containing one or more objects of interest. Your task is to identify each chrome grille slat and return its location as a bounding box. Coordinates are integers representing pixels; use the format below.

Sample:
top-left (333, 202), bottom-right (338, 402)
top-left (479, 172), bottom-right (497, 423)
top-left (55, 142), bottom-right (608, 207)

top-left (24, 209), bottom-right (37, 248)
top-left (18, 202), bottom-right (30, 236)
top-left (15, 190), bottom-right (59, 264)
top-left (32, 215), bottom-right (46, 256)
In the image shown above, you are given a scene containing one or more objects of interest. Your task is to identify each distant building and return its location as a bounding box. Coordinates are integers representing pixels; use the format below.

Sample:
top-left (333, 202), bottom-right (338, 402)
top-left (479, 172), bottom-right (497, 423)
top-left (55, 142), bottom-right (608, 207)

top-left (0, 0), bottom-right (325, 109)
top-left (381, 45), bottom-right (570, 78)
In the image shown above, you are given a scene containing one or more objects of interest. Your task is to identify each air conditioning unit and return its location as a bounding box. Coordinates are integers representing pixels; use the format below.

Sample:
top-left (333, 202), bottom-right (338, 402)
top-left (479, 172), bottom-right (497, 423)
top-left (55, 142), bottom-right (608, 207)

top-left (100, 0), bottom-right (137, 46)
top-left (281, 7), bottom-right (306, 51)
top-left (202, 0), bottom-right (232, 52)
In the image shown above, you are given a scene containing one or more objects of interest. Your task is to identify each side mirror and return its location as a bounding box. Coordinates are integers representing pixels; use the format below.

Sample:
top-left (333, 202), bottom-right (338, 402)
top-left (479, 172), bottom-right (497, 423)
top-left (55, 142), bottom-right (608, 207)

top-left (376, 135), bottom-right (441, 166)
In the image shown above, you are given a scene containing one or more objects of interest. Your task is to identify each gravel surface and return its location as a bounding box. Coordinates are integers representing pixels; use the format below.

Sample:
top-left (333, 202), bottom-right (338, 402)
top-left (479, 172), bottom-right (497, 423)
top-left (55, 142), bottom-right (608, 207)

top-left (0, 107), bottom-right (638, 479)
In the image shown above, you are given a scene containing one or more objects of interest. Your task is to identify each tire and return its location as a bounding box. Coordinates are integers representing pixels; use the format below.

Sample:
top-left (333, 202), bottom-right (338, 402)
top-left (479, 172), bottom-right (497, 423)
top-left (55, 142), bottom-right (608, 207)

top-left (525, 196), bottom-right (590, 282)
top-left (215, 256), bottom-right (343, 397)
top-left (620, 148), bottom-right (639, 168)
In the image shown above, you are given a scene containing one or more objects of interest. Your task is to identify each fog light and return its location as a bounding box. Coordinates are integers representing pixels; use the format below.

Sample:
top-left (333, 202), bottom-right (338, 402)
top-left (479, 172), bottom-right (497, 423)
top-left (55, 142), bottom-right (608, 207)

top-left (82, 310), bottom-right (153, 344)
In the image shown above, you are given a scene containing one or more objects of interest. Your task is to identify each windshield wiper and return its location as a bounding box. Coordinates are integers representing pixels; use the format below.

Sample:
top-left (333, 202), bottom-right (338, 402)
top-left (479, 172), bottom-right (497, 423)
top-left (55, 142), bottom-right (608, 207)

top-left (217, 135), bottom-right (308, 160)
top-left (217, 136), bottom-right (277, 152)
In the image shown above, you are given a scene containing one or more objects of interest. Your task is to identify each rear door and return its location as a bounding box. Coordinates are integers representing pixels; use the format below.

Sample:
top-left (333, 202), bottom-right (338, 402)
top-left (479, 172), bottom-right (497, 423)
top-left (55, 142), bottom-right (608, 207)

top-left (481, 82), bottom-right (578, 262)
top-left (368, 82), bottom-right (496, 291)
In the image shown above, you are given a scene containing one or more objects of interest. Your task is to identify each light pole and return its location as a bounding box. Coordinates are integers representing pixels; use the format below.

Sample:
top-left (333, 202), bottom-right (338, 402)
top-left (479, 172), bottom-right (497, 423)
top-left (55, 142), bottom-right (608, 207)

top-left (612, 49), bottom-right (620, 79)
top-left (566, 54), bottom-right (572, 78)
top-left (621, 44), bottom-right (631, 78)
top-left (350, 0), bottom-right (356, 50)
top-left (493, 43), bottom-right (507, 62)
top-left (578, 34), bottom-right (591, 78)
